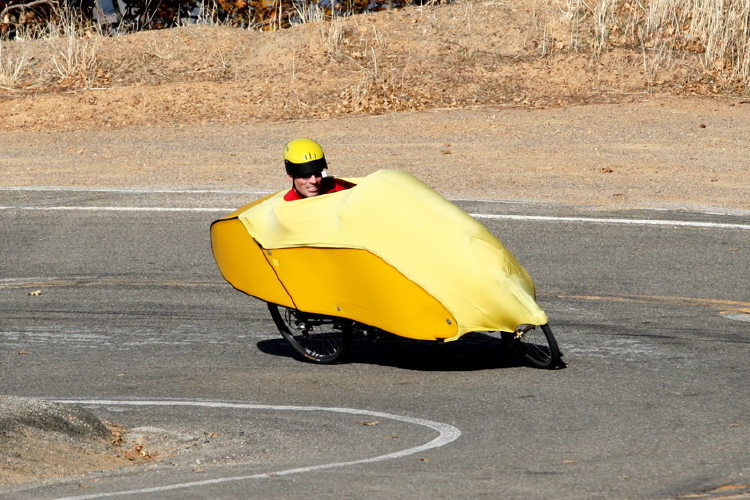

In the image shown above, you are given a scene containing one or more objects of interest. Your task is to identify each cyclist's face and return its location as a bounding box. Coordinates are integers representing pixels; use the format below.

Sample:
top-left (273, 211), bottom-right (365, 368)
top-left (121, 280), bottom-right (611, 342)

top-left (289, 171), bottom-right (323, 198)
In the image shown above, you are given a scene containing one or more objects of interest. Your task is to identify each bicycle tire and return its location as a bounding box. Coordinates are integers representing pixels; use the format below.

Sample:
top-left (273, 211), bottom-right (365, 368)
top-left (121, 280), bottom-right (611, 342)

top-left (267, 303), bottom-right (352, 364)
top-left (513, 324), bottom-right (562, 369)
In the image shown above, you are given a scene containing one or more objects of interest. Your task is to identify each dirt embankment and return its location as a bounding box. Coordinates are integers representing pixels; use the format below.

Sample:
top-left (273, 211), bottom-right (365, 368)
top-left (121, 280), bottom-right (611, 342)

top-left (0, 397), bottom-right (133, 485)
top-left (0, 0), bottom-right (738, 133)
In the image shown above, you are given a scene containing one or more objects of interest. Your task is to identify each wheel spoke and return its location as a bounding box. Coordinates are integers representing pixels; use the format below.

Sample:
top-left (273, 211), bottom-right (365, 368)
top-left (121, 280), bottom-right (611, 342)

top-left (268, 303), bottom-right (352, 364)
top-left (514, 324), bottom-right (562, 369)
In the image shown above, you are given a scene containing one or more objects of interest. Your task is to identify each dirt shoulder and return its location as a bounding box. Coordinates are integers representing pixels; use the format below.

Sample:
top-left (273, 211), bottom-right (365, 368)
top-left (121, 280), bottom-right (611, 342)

top-left (0, 396), bottom-right (205, 486)
top-left (0, 397), bottom-right (137, 485)
top-left (3, 97), bottom-right (750, 213)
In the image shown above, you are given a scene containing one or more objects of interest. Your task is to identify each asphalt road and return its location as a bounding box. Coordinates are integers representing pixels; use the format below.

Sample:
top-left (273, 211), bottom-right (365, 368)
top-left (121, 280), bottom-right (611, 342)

top-left (1, 188), bottom-right (749, 500)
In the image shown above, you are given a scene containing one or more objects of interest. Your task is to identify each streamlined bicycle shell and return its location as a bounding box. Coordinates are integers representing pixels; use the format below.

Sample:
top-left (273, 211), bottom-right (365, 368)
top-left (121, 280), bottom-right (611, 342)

top-left (210, 169), bottom-right (548, 341)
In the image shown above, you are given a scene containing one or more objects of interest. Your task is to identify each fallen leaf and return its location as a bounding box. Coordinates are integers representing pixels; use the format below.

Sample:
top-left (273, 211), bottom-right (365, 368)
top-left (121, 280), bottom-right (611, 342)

top-left (18, 350), bottom-right (29, 355)
top-left (124, 445), bottom-right (152, 460)
top-left (359, 420), bottom-right (379, 426)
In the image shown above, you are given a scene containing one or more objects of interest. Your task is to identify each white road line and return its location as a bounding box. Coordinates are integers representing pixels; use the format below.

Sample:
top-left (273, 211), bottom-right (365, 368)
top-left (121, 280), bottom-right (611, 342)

top-left (720, 312), bottom-right (750, 323)
top-left (52, 399), bottom-right (462, 500)
top-left (1, 185), bottom-right (747, 229)
top-left (0, 187), bottom-right (273, 195)
top-left (469, 213), bottom-right (750, 231)
top-left (0, 206), bottom-right (235, 212)
top-left (1, 204), bottom-right (746, 230)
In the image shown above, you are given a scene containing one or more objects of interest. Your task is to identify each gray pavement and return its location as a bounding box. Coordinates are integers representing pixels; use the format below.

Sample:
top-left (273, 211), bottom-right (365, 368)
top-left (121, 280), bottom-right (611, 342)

top-left (1, 188), bottom-right (749, 499)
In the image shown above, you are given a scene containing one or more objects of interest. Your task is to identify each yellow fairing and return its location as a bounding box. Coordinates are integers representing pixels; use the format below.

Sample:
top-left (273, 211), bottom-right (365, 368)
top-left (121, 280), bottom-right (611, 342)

top-left (264, 247), bottom-right (457, 340)
top-left (210, 216), bottom-right (294, 308)
top-left (211, 169), bottom-right (548, 341)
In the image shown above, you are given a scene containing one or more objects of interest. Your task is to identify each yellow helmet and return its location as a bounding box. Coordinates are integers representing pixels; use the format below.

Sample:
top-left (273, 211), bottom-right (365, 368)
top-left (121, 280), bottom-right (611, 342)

top-left (283, 138), bottom-right (328, 177)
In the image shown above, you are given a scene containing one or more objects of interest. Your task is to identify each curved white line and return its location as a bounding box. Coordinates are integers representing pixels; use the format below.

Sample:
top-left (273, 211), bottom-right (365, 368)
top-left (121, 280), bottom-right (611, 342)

top-left (51, 399), bottom-right (461, 500)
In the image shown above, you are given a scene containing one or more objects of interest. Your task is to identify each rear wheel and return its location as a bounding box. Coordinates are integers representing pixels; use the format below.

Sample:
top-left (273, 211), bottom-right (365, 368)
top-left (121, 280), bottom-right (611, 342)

top-left (267, 303), bottom-right (352, 364)
top-left (512, 324), bottom-right (562, 369)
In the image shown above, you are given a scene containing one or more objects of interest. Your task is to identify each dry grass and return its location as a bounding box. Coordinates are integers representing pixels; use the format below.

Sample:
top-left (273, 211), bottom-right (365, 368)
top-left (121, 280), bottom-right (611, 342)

top-left (292, 1), bottom-right (328, 26)
top-left (556, 0), bottom-right (750, 89)
top-left (319, 14), bottom-right (415, 112)
top-left (0, 42), bottom-right (26, 89)
top-left (1, 5), bottom-right (102, 89)
top-left (1, 0), bottom-right (749, 97)
top-left (46, 29), bottom-right (100, 88)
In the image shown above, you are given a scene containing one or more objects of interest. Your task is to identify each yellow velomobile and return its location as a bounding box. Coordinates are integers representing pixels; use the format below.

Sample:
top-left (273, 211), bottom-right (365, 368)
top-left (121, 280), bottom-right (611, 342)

top-left (211, 169), bottom-right (561, 367)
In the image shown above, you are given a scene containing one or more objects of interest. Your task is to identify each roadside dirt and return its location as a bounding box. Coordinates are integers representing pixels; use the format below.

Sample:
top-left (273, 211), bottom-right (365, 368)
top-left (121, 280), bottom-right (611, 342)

top-left (0, 396), bottom-right (156, 485)
top-left (1, 0), bottom-right (748, 211)
top-left (1, 0), bottom-right (749, 488)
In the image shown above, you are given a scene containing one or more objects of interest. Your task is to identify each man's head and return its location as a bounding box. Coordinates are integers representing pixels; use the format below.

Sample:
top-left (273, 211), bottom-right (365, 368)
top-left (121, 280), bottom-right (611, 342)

top-left (283, 138), bottom-right (329, 198)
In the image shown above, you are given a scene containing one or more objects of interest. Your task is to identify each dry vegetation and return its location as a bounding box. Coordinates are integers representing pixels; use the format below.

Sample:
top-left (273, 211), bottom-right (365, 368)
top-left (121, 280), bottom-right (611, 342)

top-left (0, 0), bottom-right (748, 133)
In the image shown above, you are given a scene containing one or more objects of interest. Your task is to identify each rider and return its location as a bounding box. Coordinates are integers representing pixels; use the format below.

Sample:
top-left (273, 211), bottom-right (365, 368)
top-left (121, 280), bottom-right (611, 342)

top-left (283, 138), bottom-right (355, 201)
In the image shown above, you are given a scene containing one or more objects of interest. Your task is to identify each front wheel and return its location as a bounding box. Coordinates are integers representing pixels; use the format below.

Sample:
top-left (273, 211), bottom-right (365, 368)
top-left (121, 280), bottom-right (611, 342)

top-left (267, 303), bottom-right (352, 364)
top-left (512, 324), bottom-right (562, 369)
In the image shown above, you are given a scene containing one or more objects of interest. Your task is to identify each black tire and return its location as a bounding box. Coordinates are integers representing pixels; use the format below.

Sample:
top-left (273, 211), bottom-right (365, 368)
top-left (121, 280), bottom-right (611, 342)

top-left (513, 324), bottom-right (562, 369)
top-left (267, 303), bottom-right (352, 364)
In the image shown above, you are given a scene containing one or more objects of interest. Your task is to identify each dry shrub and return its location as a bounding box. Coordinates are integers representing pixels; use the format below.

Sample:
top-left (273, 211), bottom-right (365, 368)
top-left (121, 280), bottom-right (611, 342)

top-left (556, 0), bottom-right (750, 91)
top-left (0, 3), bottom-right (102, 89)
top-left (320, 15), bottom-right (415, 113)
top-left (0, 40), bottom-right (27, 87)
top-left (43, 8), bottom-right (100, 87)
top-left (338, 50), bottom-right (413, 113)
